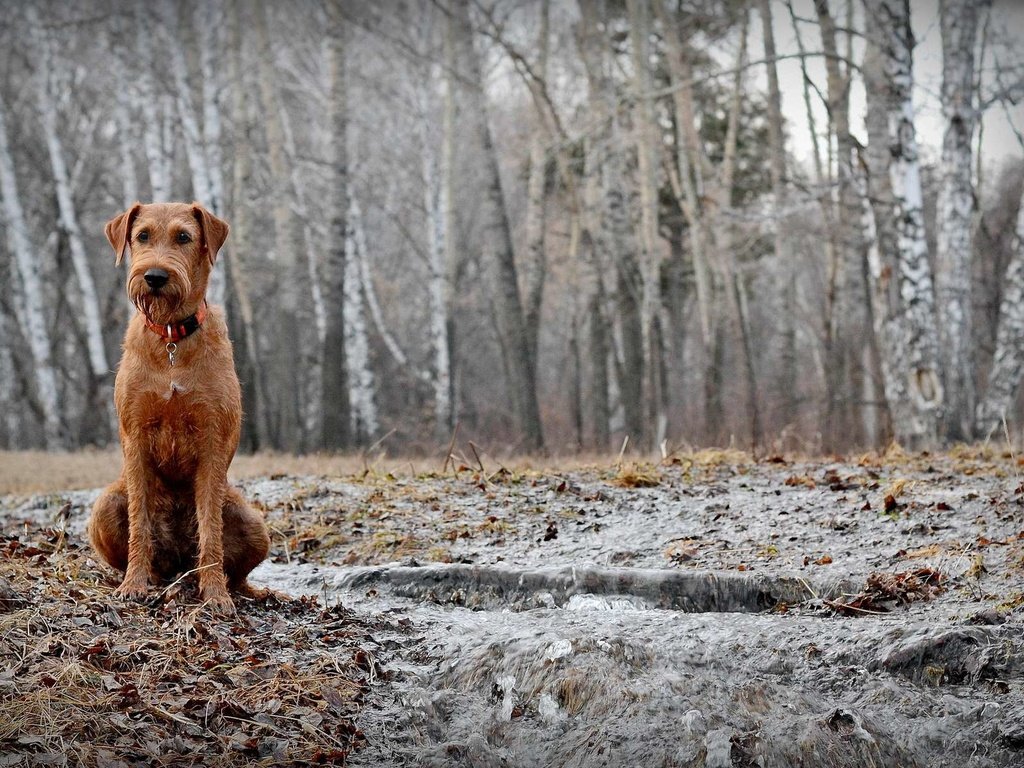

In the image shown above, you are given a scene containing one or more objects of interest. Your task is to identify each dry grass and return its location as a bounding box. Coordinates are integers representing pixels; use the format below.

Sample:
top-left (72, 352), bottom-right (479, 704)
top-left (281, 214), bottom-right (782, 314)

top-left (0, 449), bottom-right (628, 496)
top-left (0, 524), bottom-right (371, 766)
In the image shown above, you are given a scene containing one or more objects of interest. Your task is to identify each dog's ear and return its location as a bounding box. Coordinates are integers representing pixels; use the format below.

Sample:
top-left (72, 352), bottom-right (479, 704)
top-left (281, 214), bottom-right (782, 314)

top-left (191, 203), bottom-right (229, 265)
top-left (105, 203), bottom-right (142, 266)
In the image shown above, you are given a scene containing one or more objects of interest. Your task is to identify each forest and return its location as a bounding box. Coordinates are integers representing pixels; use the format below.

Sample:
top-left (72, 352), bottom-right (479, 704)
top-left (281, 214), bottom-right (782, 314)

top-left (2, 0), bottom-right (1024, 456)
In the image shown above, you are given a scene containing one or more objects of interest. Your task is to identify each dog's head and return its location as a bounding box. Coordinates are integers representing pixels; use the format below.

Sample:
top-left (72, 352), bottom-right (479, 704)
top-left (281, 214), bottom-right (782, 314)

top-left (105, 202), bottom-right (229, 325)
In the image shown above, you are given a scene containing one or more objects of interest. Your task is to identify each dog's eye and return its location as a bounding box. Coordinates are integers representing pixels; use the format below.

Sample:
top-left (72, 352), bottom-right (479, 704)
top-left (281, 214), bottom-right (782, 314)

top-left (137, 231), bottom-right (149, 243)
top-left (176, 232), bottom-right (192, 244)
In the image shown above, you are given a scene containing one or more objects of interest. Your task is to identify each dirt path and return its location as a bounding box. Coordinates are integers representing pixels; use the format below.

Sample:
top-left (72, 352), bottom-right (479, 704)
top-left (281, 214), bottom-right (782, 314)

top-left (2, 448), bottom-right (1022, 766)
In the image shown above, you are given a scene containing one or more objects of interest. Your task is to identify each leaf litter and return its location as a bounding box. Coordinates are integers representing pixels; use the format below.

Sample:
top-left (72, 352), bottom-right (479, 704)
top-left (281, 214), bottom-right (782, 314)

top-left (0, 525), bottom-right (373, 767)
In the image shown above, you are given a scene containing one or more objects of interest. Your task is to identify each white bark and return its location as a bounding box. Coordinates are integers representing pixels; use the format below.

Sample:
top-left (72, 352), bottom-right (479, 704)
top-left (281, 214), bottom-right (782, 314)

top-left (975, 184), bottom-right (1024, 438)
top-left (857, 165), bottom-right (911, 423)
top-left (522, 0), bottom-right (549, 373)
top-left (0, 93), bottom-right (63, 448)
top-left (345, 197), bottom-right (378, 443)
top-left (936, 0), bottom-right (988, 439)
top-left (135, 25), bottom-right (172, 201)
top-left (418, 80), bottom-right (452, 432)
top-left (164, 0), bottom-right (225, 305)
top-left (866, 0), bottom-right (944, 448)
top-left (0, 311), bottom-right (18, 442)
top-left (34, 16), bottom-right (109, 380)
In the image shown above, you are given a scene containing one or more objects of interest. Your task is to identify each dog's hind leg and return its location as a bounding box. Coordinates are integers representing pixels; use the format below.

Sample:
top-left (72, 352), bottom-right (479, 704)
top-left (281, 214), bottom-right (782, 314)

top-left (88, 479), bottom-right (130, 573)
top-left (222, 486), bottom-right (272, 597)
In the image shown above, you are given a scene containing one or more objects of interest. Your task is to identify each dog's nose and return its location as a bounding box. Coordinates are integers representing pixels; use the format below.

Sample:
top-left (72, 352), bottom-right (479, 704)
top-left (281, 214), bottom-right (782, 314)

top-left (144, 269), bottom-right (169, 289)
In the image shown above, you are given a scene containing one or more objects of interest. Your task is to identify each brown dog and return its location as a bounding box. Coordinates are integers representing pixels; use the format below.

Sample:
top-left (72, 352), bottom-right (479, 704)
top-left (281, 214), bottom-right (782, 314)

top-left (88, 202), bottom-right (269, 613)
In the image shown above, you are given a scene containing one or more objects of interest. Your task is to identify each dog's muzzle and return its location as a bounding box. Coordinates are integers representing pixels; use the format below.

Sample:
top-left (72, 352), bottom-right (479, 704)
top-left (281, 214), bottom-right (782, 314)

top-left (144, 269), bottom-right (169, 290)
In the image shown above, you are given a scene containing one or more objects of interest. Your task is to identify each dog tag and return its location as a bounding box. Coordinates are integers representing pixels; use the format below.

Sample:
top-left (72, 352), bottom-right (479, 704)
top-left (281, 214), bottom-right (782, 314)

top-left (166, 342), bottom-right (177, 367)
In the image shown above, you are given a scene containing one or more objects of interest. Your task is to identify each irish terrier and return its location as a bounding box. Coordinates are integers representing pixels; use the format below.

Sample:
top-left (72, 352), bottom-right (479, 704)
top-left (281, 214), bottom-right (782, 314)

top-left (88, 202), bottom-right (270, 613)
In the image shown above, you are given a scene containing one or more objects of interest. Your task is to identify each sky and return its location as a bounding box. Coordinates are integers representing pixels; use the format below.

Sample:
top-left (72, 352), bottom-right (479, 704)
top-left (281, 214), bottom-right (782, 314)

top-left (755, 0), bottom-right (1024, 172)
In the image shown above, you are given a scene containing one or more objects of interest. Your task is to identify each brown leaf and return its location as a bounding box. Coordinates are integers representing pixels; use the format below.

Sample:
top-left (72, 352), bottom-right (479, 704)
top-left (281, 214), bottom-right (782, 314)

top-left (321, 685), bottom-right (348, 712)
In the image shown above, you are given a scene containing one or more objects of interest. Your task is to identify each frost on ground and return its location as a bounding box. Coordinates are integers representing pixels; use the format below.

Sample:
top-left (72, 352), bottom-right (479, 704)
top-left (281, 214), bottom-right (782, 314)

top-left (1, 446), bottom-right (1023, 766)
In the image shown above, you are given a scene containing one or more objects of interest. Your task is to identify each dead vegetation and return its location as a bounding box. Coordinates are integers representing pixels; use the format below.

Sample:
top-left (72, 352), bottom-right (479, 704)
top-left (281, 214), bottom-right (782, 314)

top-left (826, 568), bottom-right (946, 616)
top-left (0, 524), bottom-right (371, 766)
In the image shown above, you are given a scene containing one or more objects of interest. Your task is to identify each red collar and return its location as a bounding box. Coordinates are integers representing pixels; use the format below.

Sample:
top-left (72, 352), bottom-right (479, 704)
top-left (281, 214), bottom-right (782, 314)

top-left (142, 301), bottom-right (208, 342)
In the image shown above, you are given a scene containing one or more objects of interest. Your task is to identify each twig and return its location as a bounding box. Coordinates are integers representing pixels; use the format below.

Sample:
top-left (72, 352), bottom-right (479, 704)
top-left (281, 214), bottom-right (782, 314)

top-left (361, 428), bottom-right (396, 474)
top-left (159, 562), bottom-right (219, 599)
top-left (616, 435), bottom-right (629, 468)
top-left (441, 422), bottom-right (460, 474)
top-left (1001, 414), bottom-right (1020, 485)
top-left (467, 441), bottom-right (486, 473)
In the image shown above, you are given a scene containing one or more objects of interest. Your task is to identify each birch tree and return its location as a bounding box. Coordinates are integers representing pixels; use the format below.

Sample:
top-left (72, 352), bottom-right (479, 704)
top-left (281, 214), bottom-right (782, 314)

top-left (864, 0), bottom-right (944, 448)
top-left (451, 0), bottom-right (543, 451)
top-left (627, 0), bottom-right (666, 447)
top-left (162, 0), bottom-right (226, 306)
top-left (227, 0), bottom-right (271, 450)
top-left (33, 12), bottom-right (110, 388)
top-left (417, 71), bottom-right (454, 438)
top-left (758, 0), bottom-right (796, 428)
top-left (0, 91), bottom-right (63, 448)
top-left (345, 197), bottom-right (378, 444)
top-left (975, 182), bottom-right (1024, 438)
top-left (815, 0), bottom-right (867, 449)
top-left (321, 0), bottom-right (352, 451)
top-left (522, 0), bottom-right (549, 376)
top-left (935, 0), bottom-right (989, 439)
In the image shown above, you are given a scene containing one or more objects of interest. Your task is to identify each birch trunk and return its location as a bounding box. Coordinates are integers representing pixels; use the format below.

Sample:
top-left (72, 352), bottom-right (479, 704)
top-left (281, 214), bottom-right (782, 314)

top-left (815, 0), bottom-right (865, 450)
top-left (135, 20), bottom-right (172, 201)
top-left (321, 0), bottom-right (352, 450)
top-left (655, 1), bottom-right (711, 350)
top-left (252, 1), bottom-right (308, 449)
top-left (345, 198), bottom-right (378, 445)
top-left (418, 78), bottom-right (453, 437)
top-left (603, 115), bottom-right (644, 444)
top-left (441, 7), bottom-right (460, 437)
top-left (975, 184), bottom-right (1024, 438)
top-left (716, 11), bottom-right (761, 448)
top-left (163, 0), bottom-right (225, 305)
top-left (35, 19), bottom-right (109, 383)
top-left (758, 0), bottom-right (796, 431)
top-left (451, 0), bottom-right (543, 451)
top-left (936, 0), bottom-right (988, 439)
top-left (588, 278), bottom-right (611, 451)
top-left (0, 93), bottom-right (63, 448)
top-left (522, 0), bottom-right (549, 375)
top-left (228, 0), bottom-right (270, 449)
top-left (577, 2), bottom-right (614, 450)
top-left (865, 0), bottom-right (944, 448)
top-left (0, 311), bottom-right (19, 445)
top-left (196, 0), bottom-right (226, 306)
top-left (627, 0), bottom-right (663, 447)
top-left (279, 90), bottom-right (328, 443)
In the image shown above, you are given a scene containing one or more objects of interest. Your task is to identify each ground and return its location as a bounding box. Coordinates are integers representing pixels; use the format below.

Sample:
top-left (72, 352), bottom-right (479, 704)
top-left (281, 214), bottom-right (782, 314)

top-left (1, 446), bottom-right (1022, 766)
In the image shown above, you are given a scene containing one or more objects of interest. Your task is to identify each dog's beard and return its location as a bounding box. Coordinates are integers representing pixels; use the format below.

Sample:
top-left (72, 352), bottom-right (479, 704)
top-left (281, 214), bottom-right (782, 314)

top-left (128, 277), bottom-right (188, 325)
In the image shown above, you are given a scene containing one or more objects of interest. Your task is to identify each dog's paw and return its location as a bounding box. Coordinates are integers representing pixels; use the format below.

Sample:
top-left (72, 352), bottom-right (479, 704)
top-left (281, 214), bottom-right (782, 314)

top-left (114, 578), bottom-right (150, 601)
top-left (201, 590), bottom-right (236, 615)
top-left (234, 581), bottom-right (286, 602)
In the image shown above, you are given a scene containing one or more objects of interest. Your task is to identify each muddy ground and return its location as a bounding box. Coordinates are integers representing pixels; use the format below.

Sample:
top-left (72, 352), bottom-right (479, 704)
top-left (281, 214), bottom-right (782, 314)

top-left (1, 447), bottom-right (1022, 766)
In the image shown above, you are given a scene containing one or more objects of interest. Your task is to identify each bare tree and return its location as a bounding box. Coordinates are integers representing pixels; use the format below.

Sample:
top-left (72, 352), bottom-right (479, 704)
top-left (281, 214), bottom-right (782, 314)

top-left (975, 181), bottom-right (1024, 438)
top-left (935, 0), bottom-right (990, 440)
top-left (0, 89), bottom-right (63, 448)
top-left (321, 0), bottom-right (352, 451)
top-left (864, 0), bottom-right (944, 448)
top-left (449, 0), bottom-right (543, 452)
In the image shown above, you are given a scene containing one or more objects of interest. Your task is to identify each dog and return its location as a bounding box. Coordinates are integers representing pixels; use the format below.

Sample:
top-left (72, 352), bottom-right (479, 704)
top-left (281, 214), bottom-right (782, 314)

top-left (88, 202), bottom-right (270, 613)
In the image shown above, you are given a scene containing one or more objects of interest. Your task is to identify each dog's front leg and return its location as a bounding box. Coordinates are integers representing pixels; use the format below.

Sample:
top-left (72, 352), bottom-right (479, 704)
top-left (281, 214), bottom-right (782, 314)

top-left (116, 442), bottom-right (155, 600)
top-left (194, 458), bottom-right (234, 613)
